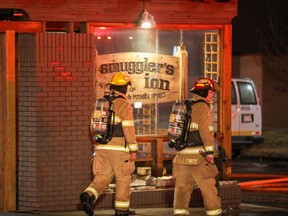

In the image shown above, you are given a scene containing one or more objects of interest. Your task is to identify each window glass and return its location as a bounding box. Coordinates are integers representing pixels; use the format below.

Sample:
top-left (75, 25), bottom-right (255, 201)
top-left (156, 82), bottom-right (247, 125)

top-left (237, 82), bottom-right (257, 105)
top-left (231, 82), bottom-right (237, 105)
top-left (93, 28), bottom-right (221, 134)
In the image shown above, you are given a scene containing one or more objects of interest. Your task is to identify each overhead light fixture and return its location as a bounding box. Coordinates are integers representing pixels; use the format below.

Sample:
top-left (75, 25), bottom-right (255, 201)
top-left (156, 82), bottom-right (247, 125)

top-left (134, 9), bottom-right (156, 28)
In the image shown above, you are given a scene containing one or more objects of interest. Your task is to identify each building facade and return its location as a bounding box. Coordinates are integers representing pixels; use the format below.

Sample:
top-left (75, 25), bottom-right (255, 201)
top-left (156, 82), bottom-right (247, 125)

top-left (0, 0), bottom-right (238, 212)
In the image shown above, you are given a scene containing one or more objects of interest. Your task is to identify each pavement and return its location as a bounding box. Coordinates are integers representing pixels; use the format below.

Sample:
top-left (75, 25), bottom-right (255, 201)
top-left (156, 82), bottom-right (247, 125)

top-left (239, 127), bottom-right (288, 160)
top-left (1, 204), bottom-right (288, 216)
top-left (1, 128), bottom-right (288, 216)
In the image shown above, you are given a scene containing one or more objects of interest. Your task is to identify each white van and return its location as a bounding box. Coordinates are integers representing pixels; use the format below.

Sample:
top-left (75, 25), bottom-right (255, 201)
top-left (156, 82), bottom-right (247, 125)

top-left (231, 77), bottom-right (264, 144)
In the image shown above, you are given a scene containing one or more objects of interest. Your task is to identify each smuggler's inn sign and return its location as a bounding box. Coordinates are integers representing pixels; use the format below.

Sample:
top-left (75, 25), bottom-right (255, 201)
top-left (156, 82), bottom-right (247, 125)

top-left (94, 52), bottom-right (180, 104)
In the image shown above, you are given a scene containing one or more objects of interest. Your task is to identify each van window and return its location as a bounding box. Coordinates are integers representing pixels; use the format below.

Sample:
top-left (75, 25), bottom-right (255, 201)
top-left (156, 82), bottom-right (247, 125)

top-left (232, 82), bottom-right (237, 105)
top-left (237, 82), bottom-right (257, 105)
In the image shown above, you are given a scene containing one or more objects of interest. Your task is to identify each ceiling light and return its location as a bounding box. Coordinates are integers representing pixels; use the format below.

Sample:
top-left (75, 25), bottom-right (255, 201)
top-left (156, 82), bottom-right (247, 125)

top-left (134, 9), bottom-right (156, 28)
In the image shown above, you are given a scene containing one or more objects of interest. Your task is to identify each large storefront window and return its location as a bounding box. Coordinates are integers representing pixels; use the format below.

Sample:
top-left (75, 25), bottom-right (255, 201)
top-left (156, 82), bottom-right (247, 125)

top-left (93, 28), bottom-right (221, 135)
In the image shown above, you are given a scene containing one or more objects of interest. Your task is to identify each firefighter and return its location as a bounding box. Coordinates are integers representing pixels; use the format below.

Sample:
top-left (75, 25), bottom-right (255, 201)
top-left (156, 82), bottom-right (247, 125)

top-left (172, 77), bottom-right (223, 216)
top-left (80, 72), bottom-right (138, 216)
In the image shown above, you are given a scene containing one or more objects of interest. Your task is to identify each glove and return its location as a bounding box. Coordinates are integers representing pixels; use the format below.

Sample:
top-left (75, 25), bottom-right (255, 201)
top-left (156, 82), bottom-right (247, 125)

top-left (199, 150), bottom-right (215, 164)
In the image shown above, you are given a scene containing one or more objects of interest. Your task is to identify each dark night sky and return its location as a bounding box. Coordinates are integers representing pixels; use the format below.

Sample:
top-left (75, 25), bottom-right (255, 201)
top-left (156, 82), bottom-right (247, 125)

top-left (232, 0), bottom-right (288, 55)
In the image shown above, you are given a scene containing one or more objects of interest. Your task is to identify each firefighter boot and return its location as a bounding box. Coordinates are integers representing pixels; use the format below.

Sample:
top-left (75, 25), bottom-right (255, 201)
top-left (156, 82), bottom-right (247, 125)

top-left (80, 192), bottom-right (95, 216)
top-left (221, 210), bottom-right (227, 215)
top-left (115, 208), bottom-right (136, 216)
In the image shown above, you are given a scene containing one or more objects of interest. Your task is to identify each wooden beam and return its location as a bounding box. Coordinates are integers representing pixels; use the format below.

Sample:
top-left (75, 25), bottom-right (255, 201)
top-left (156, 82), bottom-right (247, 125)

top-left (79, 22), bottom-right (88, 33)
top-left (66, 22), bottom-right (74, 33)
top-left (3, 30), bottom-right (17, 211)
top-left (87, 22), bottom-right (225, 33)
top-left (0, 1), bottom-right (238, 24)
top-left (0, 21), bottom-right (42, 33)
top-left (41, 21), bottom-right (46, 32)
top-left (0, 33), bottom-right (5, 211)
top-left (220, 24), bottom-right (232, 180)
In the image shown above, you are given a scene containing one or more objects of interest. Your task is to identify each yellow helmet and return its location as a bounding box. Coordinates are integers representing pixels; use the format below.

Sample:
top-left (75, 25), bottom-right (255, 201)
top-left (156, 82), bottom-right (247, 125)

top-left (110, 72), bottom-right (131, 86)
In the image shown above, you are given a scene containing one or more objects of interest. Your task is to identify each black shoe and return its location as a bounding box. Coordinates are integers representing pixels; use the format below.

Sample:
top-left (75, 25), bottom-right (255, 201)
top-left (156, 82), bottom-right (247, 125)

top-left (115, 208), bottom-right (136, 216)
top-left (221, 210), bottom-right (227, 215)
top-left (80, 192), bottom-right (94, 216)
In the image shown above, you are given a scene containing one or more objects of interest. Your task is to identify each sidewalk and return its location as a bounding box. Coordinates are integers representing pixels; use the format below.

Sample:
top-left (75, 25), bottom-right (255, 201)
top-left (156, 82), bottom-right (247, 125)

top-left (1, 204), bottom-right (288, 216)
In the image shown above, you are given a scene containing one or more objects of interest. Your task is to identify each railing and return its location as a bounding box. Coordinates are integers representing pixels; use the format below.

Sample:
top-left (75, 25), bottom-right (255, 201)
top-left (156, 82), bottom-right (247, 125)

top-left (136, 134), bottom-right (170, 177)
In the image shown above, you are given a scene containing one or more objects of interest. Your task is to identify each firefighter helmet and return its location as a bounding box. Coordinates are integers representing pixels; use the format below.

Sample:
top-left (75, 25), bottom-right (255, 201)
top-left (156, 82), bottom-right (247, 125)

top-left (189, 77), bottom-right (220, 92)
top-left (110, 72), bottom-right (132, 86)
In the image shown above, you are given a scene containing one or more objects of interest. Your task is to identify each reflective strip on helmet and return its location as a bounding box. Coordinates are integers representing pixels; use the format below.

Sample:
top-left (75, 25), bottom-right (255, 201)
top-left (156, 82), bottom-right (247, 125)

top-left (206, 208), bottom-right (222, 216)
top-left (196, 78), bottom-right (214, 90)
top-left (115, 200), bottom-right (130, 209)
top-left (129, 142), bottom-right (138, 152)
top-left (209, 125), bottom-right (214, 132)
top-left (178, 147), bottom-right (204, 154)
top-left (84, 186), bottom-right (99, 200)
top-left (122, 120), bottom-right (134, 127)
top-left (173, 208), bottom-right (190, 215)
top-left (95, 145), bottom-right (130, 152)
top-left (189, 122), bottom-right (199, 130)
top-left (204, 145), bottom-right (214, 152)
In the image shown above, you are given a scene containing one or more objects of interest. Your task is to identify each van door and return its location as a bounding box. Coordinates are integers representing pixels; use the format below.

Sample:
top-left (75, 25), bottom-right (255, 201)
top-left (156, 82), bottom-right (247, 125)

top-left (231, 78), bottom-right (263, 144)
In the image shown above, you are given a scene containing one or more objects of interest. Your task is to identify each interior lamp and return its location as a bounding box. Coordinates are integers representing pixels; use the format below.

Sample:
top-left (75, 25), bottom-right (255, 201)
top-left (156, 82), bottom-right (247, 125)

top-left (135, 9), bottom-right (156, 28)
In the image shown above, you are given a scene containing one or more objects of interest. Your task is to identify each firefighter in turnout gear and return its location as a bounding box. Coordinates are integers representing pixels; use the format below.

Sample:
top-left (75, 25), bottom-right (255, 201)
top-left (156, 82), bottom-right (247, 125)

top-left (172, 77), bottom-right (223, 216)
top-left (80, 72), bottom-right (138, 216)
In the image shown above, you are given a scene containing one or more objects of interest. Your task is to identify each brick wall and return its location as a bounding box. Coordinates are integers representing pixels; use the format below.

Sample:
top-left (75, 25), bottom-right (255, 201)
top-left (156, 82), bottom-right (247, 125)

top-left (17, 33), bottom-right (95, 211)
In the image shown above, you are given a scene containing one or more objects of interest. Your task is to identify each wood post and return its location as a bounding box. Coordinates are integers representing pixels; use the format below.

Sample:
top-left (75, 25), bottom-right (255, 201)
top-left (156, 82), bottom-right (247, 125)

top-left (3, 30), bottom-right (17, 211)
top-left (220, 24), bottom-right (232, 180)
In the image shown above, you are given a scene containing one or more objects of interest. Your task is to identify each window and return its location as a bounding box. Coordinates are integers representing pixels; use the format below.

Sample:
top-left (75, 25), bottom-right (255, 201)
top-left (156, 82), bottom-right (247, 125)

top-left (204, 32), bottom-right (220, 80)
top-left (237, 82), bottom-right (257, 105)
top-left (231, 82), bottom-right (237, 105)
top-left (92, 28), bottom-right (222, 134)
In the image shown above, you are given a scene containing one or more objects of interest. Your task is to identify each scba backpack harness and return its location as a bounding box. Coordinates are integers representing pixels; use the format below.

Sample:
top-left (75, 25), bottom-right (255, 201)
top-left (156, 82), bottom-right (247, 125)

top-left (90, 94), bottom-right (125, 144)
top-left (167, 99), bottom-right (209, 151)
